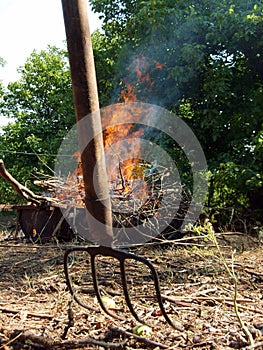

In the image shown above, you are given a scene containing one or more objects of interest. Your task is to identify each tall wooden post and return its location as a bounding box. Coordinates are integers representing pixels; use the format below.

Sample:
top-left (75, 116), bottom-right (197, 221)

top-left (61, 0), bottom-right (113, 246)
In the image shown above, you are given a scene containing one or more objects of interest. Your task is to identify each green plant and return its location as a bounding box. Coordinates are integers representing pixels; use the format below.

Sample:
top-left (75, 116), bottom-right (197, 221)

top-left (187, 219), bottom-right (254, 346)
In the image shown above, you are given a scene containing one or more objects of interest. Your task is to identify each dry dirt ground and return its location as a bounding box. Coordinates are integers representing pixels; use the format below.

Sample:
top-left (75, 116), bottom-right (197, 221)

top-left (0, 213), bottom-right (263, 350)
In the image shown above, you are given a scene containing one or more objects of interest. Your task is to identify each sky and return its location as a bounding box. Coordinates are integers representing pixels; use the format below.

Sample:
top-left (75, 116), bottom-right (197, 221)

top-left (0, 0), bottom-right (102, 127)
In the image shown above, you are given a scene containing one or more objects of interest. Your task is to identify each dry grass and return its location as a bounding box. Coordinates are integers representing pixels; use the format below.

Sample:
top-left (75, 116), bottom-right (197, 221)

top-left (0, 213), bottom-right (263, 349)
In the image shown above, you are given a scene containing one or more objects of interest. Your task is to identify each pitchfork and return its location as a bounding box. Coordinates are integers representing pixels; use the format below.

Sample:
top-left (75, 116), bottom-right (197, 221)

top-left (61, 0), bottom-right (177, 329)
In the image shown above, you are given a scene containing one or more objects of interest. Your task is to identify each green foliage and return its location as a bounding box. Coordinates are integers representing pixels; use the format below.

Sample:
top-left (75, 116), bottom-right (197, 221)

top-left (0, 56), bottom-right (5, 108)
top-left (92, 30), bottom-right (124, 106)
top-left (90, 0), bottom-right (263, 213)
top-left (0, 46), bottom-right (75, 203)
top-left (0, 57), bottom-right (6, 68)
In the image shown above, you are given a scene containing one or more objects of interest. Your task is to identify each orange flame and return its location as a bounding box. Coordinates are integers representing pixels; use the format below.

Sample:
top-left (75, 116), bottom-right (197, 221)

top-left (134, 55), bottom-right (152, 86)
top-left (118, 82), bottom-right (137, 102)
top-left (155, 61), bottom-right (165, 70)
top-left (56, 55), bottom-right (164, 206)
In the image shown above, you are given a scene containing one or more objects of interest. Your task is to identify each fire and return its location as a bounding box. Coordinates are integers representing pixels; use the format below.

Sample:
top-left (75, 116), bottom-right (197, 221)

top-left (134, 55), bottom-right (152, 86)
top-left (54, 150), bottom-right (85, 206)
top-left (56, 55), bottom-right (164, 209)
top-left (155, 61), bottom-right (165, 70)
top-left (102, 54), bottom-right (157, 200)
top-left (102, 115), bottom-right (147, 199)
top-left (118, 82), bottom-right (137, 102)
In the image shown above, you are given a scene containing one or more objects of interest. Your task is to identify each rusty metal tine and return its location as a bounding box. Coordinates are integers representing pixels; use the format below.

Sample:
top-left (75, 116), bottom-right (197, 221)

top-left (142, 256), bottom-right (176, 329)
top-left (90, 253), bottom-right (123, 321)
top-left (121, 252), bottom-right (177, 329)
top-left (63, 248), bottom-right (99, 313)
top-left (119, 260), bottom-right (146, 324)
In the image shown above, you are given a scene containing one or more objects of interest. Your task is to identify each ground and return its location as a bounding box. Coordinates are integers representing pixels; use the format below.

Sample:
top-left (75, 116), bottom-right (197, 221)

top-left (0, 212), bottom-right (262, 349)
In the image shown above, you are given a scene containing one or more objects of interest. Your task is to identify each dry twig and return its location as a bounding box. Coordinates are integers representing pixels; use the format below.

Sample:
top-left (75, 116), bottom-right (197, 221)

top-left (0, 306), bottom-right (54, 320)
top-left (12, 331), bottom-right (126, 349)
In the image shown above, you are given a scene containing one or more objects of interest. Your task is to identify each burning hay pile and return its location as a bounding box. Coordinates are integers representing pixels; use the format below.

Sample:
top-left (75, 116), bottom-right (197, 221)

top-left (33, 155), bottom-right (190, 244)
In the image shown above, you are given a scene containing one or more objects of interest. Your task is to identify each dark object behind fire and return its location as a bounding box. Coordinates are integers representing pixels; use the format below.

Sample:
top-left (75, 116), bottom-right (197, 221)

top-left (14, 205), bottom-right (74, 242)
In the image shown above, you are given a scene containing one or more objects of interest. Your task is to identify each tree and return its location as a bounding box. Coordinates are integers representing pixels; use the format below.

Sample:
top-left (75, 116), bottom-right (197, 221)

top-left (0, 46), bottom-right (75, 203)
top-left (90, 0), bottom-right (263, 217)
top-left (0, 56), bottom-right (6, 119)
top-left (0, 56), bottom-right (6, 70)
top-left (92, 29), bottom-right (124, 106)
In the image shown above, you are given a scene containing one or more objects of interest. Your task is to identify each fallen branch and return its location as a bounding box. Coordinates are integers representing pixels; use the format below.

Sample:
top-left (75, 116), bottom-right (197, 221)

top-left (244, 269), bottom-right (263, 280)
top-left (162, 294), bottom-right (254, 304)
top-left (245, 342), bottom-right (263, 350)
top-left (0, 159), bottom-right (48, 204)
top-left (0, 331), bottom-right (23, 350)
top-left (11, 331), bottom-right (126, 349)
top-left (0, 307), bottom-right (54, 320)
top-left (223, 302), bottom-right (263, 315)
top-left (191, 340), bottom-right (215, 348)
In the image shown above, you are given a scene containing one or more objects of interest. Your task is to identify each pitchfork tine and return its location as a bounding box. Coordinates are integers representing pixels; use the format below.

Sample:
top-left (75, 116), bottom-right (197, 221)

top-left (119, 252), bottom-right (177, 329)
top-left (64, 246), bottom-right (178, 329)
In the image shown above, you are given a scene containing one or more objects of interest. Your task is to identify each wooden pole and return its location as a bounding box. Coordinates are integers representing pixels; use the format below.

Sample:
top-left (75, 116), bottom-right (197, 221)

top-left (61, 0), bottom-right (113, 246)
